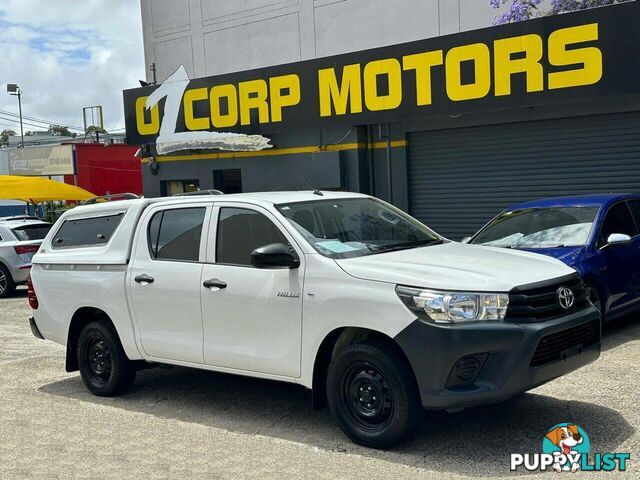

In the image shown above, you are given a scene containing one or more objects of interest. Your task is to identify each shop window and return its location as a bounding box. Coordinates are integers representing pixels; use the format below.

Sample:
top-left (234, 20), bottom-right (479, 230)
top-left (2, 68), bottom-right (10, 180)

top-left (212, 169), bottom-right (242, 194)
top-left (161, 180), bottom-right (200, 196)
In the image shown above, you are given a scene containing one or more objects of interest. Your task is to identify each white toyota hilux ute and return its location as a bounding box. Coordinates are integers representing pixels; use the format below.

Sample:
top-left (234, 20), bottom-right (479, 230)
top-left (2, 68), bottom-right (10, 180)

top-left (29, 191), bottom-right (601, 448)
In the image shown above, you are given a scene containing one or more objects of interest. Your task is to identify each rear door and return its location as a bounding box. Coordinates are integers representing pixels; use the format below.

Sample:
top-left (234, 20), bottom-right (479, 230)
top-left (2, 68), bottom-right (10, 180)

top-left (129, 203), bottom-right (211, 363)
top-left (200, 202), bottom-right (304, 377)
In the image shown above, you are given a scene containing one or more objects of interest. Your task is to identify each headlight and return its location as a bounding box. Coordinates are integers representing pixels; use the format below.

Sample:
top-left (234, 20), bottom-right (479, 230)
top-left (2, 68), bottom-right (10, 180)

top-left (396, 286), bottom-right (509, 323)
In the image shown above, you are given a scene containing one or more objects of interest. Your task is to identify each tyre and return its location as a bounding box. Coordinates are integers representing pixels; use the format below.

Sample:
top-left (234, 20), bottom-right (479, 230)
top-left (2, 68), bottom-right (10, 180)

top-left (326, 341), bottom-right (421, 449)
top-left (0, 264), bottom-right (16, 298)
top-left (77, 321), bottom-right (136, 396)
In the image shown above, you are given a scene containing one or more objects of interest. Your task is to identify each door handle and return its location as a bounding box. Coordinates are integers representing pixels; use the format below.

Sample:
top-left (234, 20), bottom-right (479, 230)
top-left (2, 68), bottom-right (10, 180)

top-left (203, 278), bottom-right (227, 289)
top-left (134, 274), bottom-right (155, 284)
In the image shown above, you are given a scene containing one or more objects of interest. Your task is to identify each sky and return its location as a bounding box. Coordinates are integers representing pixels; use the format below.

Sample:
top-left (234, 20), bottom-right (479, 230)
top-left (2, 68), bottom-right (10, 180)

top-left (0, 0), bottom-right (145, 135)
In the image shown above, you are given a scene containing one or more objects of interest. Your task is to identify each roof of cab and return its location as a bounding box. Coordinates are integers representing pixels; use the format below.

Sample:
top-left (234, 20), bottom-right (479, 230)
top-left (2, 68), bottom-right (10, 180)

top-left (63, 190), bottom-right (368, 218)
top-left (508, 193), bottom-right (640, 211)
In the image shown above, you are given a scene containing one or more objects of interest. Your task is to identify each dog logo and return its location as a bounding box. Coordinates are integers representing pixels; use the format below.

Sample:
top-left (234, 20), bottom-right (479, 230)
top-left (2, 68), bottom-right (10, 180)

top-left (557, 287), bottom-right (575, 309)
top-left (543, 423), bottom-right (589, 472)
top-left (511, 423), bottom-right (629, 472)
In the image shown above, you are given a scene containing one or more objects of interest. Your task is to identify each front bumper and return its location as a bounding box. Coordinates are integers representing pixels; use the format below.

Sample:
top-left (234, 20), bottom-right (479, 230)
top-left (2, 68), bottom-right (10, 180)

top-left (394, 305), bottom-right (600, 410)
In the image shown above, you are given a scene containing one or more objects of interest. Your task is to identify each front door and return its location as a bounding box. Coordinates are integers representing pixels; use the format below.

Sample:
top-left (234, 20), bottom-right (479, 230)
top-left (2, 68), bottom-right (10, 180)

top-left (129, 204), bottom-right (210, 363)
top-left (598, 201), bottom-right (640, 313)
top-left (201, 204), bottom-right (303, 377)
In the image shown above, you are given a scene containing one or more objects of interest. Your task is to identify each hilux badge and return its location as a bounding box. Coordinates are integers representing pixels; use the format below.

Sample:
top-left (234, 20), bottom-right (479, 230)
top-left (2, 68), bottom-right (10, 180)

top-left (557, 287), bottom-right (575, 309)
top-left (277, 291), bottom-right (300, 298)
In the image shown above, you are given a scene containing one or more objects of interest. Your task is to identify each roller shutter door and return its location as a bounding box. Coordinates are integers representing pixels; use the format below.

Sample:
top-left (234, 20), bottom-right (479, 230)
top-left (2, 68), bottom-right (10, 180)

top-left (408, 112), bottom-right (640, 240)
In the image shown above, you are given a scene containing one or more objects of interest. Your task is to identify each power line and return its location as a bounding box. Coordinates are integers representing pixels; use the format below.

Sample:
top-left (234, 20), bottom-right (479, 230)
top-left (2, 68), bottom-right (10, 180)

top-left (0, 109), bottom-right (84, 131)
top-left (0, 114), bottom-right (79, 132)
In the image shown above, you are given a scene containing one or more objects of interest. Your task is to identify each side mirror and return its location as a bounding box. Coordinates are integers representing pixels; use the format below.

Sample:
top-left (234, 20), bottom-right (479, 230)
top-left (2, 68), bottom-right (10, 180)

top-left (605, 233), bottom-right (632, 247)
top-left (250, 243), bottom-right (300, 269)
top-left (461, 237), bottom-right (471, 244)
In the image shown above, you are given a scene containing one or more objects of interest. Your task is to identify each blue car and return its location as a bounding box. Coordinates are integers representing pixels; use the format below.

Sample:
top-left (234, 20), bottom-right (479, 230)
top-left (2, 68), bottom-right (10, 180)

top-left (468, 194), bottom-right (640, 322)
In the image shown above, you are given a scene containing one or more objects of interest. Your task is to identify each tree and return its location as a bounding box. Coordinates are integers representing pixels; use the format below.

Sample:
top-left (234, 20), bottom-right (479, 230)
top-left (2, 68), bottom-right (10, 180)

top-left (85, 125), bottom-right (107, 135)
top-left (48, 124), bottom-right (75, 137)
top-left (490, 0), bottom-right (630, 25)
top-left (0, 129), bottom-right (15, 147)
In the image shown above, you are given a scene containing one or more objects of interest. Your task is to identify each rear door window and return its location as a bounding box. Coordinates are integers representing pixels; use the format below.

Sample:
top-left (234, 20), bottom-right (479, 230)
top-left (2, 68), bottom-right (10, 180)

top-left (12, 224), bottom-right (52, 241)
top-left (148, 207), bottom-right (206, 262)
top-left (52, 213), bottom-right (124, 248)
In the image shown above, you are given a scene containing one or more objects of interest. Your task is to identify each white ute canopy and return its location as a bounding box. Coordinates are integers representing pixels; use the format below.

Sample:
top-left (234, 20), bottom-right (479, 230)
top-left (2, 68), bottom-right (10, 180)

top-left (34, 199), bottom-right (161, 265)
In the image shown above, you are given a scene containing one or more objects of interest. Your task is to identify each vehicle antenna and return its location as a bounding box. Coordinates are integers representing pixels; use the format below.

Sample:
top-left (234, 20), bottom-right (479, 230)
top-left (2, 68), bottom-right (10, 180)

top-left (304, 178), bottom-right (324, 196)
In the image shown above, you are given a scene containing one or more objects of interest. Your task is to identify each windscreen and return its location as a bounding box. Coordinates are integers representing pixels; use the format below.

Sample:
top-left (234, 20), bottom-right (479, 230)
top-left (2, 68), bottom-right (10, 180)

top-left (276, 197), bottom-right (442, 259)
top-left (471, 207), bottom-right (599, 248)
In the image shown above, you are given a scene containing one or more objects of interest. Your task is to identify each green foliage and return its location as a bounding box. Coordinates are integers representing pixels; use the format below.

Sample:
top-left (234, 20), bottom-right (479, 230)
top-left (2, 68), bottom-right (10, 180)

top-left (0, 129), bottom-right (15, 147)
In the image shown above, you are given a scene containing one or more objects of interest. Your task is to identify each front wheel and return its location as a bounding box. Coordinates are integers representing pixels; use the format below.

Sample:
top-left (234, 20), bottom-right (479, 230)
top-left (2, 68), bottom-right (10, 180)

top-left (77, 321), bottom-right (136, 396)
top-left (326, 341), bottom-right (421, 449)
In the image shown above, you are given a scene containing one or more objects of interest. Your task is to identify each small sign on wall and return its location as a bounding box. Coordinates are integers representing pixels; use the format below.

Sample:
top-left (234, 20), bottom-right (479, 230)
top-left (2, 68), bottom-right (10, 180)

top-left (8, 144), bottom-right (75, 176)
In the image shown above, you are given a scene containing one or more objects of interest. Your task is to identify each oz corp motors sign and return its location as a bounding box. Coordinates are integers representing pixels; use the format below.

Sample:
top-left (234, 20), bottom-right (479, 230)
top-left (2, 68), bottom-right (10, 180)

top-left (123, 2), bottom-right (640, 153)
top-left (8, 144), bottom-right (75, 176)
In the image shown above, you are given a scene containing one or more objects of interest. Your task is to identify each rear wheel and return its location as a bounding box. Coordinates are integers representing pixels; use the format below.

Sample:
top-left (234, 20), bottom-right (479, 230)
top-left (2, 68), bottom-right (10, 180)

top-left (326, 341), bottom-right (421, 449)
top-left (77, 321), bottom-right (136, 396)
top-left (0, 264), bottom-right (16, 298)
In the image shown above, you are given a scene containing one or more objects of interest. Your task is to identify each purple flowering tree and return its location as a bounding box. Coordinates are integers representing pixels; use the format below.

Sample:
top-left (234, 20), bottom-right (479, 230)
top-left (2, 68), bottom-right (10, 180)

top-left (490, 0), bottom-right (630, 25)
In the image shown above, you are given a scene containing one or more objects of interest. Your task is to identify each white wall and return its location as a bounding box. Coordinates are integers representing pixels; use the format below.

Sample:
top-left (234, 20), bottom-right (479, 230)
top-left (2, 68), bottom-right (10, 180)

top-left (140, 0), bottom-right (504, 83)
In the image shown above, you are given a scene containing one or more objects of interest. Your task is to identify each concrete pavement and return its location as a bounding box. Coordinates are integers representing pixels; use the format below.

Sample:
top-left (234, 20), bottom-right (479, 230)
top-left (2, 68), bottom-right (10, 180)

top-left (1, 290), bottom-right (638, 479)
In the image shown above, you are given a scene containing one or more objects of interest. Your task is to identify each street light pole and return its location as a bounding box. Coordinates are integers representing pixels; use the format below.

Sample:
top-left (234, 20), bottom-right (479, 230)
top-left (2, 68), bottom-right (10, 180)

top-left (6, 84), bottom-right (24, 148)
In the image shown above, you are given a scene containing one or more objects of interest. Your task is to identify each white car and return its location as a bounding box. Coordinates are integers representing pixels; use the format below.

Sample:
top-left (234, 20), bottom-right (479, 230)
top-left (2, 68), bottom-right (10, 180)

top-left (0, 217), bottom-right (51, 297)
top-left (29, 192), bottom-right (600, 448)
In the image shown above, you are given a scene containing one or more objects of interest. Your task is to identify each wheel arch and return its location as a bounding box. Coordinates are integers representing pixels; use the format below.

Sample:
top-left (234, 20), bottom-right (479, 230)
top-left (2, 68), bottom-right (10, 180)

top-left (310, 326), bottom-right (417, 409)
top-left (582, 275), bottom-right (608, 313)
top-left (66, 307), bottom-right (120, 372)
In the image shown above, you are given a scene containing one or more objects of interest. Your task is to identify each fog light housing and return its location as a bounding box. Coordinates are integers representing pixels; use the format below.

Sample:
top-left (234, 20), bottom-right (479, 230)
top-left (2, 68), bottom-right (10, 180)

top-left (445, 353), bottom-right (488, 388)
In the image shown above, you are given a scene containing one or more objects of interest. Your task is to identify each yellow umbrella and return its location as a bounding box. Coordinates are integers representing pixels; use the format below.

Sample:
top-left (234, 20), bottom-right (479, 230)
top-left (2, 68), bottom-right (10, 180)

top-left (0, 175), bottom-right (95, 203)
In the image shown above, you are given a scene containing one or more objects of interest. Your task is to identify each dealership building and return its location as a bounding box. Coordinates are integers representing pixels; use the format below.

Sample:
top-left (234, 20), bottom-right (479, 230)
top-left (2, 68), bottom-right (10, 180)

top-left (128, 0), bottom-right (640, 239)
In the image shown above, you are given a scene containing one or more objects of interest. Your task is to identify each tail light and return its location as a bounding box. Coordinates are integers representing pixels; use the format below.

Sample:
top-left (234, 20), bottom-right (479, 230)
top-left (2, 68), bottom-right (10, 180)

top-left (27, 275), bottom-right (38, 309)
top-left (14, 244), bottom-right (40, 255)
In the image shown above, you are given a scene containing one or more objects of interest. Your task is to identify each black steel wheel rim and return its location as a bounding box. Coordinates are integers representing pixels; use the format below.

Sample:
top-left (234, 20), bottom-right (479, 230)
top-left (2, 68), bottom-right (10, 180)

top-left (341, 362), bottom-right (394, 432)
top-left (86, 335), bottom-right (112, 384)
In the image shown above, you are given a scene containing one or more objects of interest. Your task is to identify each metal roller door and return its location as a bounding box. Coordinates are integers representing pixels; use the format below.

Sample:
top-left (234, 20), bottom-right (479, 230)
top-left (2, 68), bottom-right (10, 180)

top-left (408, 112), bottom-right (640, 240)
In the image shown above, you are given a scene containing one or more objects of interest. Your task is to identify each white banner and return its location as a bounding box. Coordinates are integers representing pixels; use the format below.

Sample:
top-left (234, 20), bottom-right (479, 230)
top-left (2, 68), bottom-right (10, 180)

top-left (8, 144), bottom-right (75, 176)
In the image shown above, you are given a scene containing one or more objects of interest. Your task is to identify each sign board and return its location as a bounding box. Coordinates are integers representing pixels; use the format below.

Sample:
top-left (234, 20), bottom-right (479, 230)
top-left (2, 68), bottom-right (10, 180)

top-left (124, 2), bottom-right (640, 149)
top-left (8, 144), bottom-right (75, 176)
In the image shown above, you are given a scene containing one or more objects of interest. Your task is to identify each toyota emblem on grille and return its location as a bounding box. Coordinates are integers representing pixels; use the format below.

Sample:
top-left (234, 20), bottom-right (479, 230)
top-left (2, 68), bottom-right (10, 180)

top-left (557, 287), bottom-right (575, 309)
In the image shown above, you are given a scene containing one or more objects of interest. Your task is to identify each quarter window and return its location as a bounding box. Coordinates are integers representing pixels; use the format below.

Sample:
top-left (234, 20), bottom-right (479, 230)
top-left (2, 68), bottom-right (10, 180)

top-left (52, 213), bottom-right (123, 248)
top-left (600, 202), bottom-right (637, 245)
top-left (216, 207), bottom-right (288, 266)
top-left (148, 208), bottom-right (205, 262)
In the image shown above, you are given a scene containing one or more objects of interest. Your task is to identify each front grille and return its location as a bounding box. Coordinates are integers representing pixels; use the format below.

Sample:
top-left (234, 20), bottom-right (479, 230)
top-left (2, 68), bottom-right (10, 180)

top-left (506, 274), bottom-right (590, 323)
top-left (530, 319), bottom-right (600, 367)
